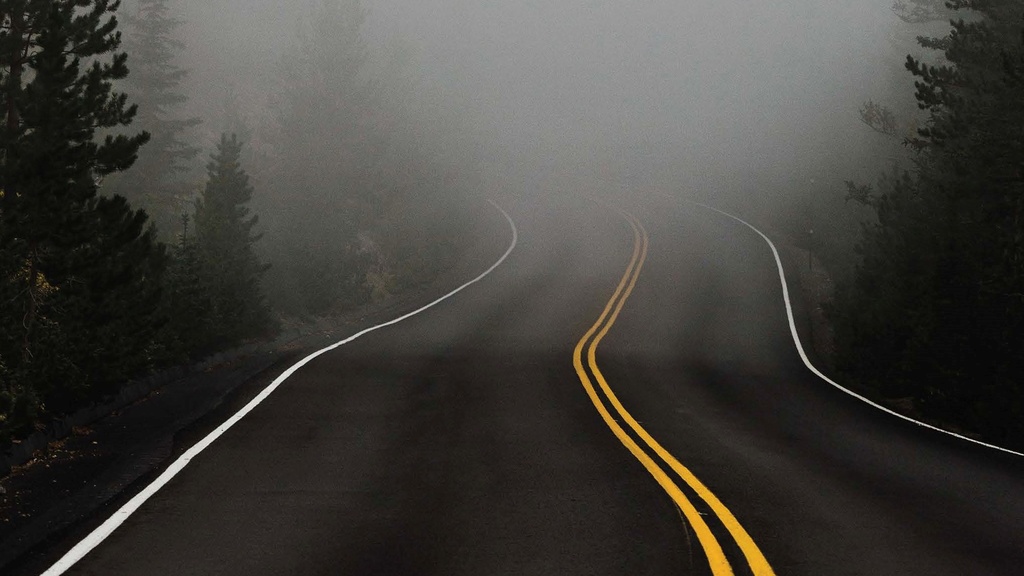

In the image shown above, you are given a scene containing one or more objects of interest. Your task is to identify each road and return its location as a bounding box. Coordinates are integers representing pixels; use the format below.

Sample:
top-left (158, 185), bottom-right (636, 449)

top-left (34, 197), bottom-right (1024, 575)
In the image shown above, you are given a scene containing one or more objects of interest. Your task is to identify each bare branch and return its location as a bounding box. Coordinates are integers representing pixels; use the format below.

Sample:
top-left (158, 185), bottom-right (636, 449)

top-left (892, 0), bottom-right (950, 24)
top-left (859, 100), bottom-right (899, 137)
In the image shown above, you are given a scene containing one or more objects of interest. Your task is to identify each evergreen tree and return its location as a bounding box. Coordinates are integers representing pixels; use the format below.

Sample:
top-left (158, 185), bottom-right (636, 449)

top-left (0, 0), bottom-right (161, 426)
top-left (262, 0), bottom-right (374, 314)
top-left (154, 214), bottom-right (216, 360)
top-left (834, 0), bottom-right (1024, 447)
top-left (858, 0), bottom-right (951, 140)
top-left (105, 0), bottom-right (200, 235)
top-left (193, 133), bottom-right (271, 342)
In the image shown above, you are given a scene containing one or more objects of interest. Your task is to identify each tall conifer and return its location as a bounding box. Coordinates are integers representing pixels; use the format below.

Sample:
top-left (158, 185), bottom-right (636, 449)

top-left (105, 0), bottom-right (200, 235)
top-left (835, 0), bottom-right (1024, 447)
top-left (0, 0), bottom-right (160, 426)
top-left (194, 134), bottom-right (271, 342)
top-left (263, 0), bottom-right (374, 314)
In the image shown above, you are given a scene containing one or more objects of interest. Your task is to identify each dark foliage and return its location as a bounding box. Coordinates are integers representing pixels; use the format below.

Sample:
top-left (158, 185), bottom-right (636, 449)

top-left (102, 0), bottom-right (201, 235)
top-left (192, 134), bottom-right (273, 342)
top-left (834, 0), bottom-right (1024, 447)
top-left (0, 0), bottom-right (161, 439)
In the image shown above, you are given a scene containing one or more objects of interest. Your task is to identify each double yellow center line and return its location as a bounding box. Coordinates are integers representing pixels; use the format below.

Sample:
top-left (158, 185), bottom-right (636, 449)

top-left (571, 211), bottom-right (775, 576)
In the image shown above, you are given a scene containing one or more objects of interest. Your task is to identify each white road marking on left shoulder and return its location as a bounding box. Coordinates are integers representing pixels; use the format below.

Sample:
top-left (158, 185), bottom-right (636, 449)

top-left (41, 200), bottom-right (518, 575)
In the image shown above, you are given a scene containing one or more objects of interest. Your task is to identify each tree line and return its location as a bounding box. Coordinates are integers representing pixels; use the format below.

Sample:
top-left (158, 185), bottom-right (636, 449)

top-left (0, 0), bottom-right (462, 443)
top-left (830, 0), bottom-right (1024, 449)
top-left (0, 0), bottom-right (276, 442)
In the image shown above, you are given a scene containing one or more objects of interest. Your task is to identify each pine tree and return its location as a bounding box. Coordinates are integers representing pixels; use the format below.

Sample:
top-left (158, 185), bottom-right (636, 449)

top-left (193, 134), bottom-right (271, 343)
top-left (0, 0), bottom-right (161, 424)
top-left (835, 0), bottom-right (1024, 447)
top-left (858, 0), bottom-right (951, 140)
top-left (105, 0), bottom-right (200, 235)
top-left (262, 0), bottom-right (374, 314)
top-left (154, 214), bottom-right (216, 360)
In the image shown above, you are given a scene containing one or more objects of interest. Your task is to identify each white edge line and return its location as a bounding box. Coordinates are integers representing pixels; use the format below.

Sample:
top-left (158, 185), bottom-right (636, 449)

top-left (41, 200), bottom-right (519, 576)
top-left (688, 201), bottom-right (1024, 458)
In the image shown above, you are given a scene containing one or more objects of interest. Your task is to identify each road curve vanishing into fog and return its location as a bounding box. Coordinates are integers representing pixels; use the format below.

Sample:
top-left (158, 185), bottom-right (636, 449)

top-left (32, 197), bottom-right (1024, 575)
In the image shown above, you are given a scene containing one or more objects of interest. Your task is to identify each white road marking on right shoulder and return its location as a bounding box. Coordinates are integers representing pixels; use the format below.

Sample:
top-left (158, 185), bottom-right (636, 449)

top-left (690, 201), bottom-right (1024, 458)
top-left (41, 200), bottom-right (519, 575)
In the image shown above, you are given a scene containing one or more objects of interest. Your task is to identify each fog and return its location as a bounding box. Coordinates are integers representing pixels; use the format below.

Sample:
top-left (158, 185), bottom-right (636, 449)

top-left (134, 0), bottom-right (916, 311)
top-left (176, 0), bottom-right (895, 201)
top-left (371, 1), bottom-right (890, 202)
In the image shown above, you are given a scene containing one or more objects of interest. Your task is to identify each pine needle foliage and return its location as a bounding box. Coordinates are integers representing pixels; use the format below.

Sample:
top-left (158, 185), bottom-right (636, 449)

top-left (262, 0), bottom-right (374, 315)
top-left (193, 133), bottom-right (272, 344)
top-left (104, 0), bottom-right (200, 235)
top-left (834, 0), bottom-right (1024, 448)
top-left (0, 0), bottom-right (162, 437)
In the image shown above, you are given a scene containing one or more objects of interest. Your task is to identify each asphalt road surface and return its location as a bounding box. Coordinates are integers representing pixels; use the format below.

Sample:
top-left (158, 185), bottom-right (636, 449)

top-left (34, 198), bottom-right (1024, 575)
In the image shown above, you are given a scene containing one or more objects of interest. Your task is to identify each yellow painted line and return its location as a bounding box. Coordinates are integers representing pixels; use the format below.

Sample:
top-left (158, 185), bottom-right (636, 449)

top-left (574, 209), bottom-right (776, 576)
top-left (591, 212), bottom-right (776, 575)
top-left (572, 216), bottom-right (732, 576)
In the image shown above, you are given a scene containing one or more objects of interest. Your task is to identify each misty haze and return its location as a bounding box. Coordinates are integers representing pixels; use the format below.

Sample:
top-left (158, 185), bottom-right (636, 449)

top-left (1, 1), bottom-right (1023, 575)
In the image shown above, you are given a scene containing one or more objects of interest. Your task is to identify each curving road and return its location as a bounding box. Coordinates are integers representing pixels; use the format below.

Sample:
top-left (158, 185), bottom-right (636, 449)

top-left (32, 197), bottom-right (1024, 575)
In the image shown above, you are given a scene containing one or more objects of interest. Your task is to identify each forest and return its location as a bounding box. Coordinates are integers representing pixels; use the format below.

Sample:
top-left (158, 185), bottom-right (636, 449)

top-left (0, 0), bottom-right (472, 442)
top-left (811, 0), bottom-right (1024, 449)
top-left (0, 0), bottom-right (1022, 452)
